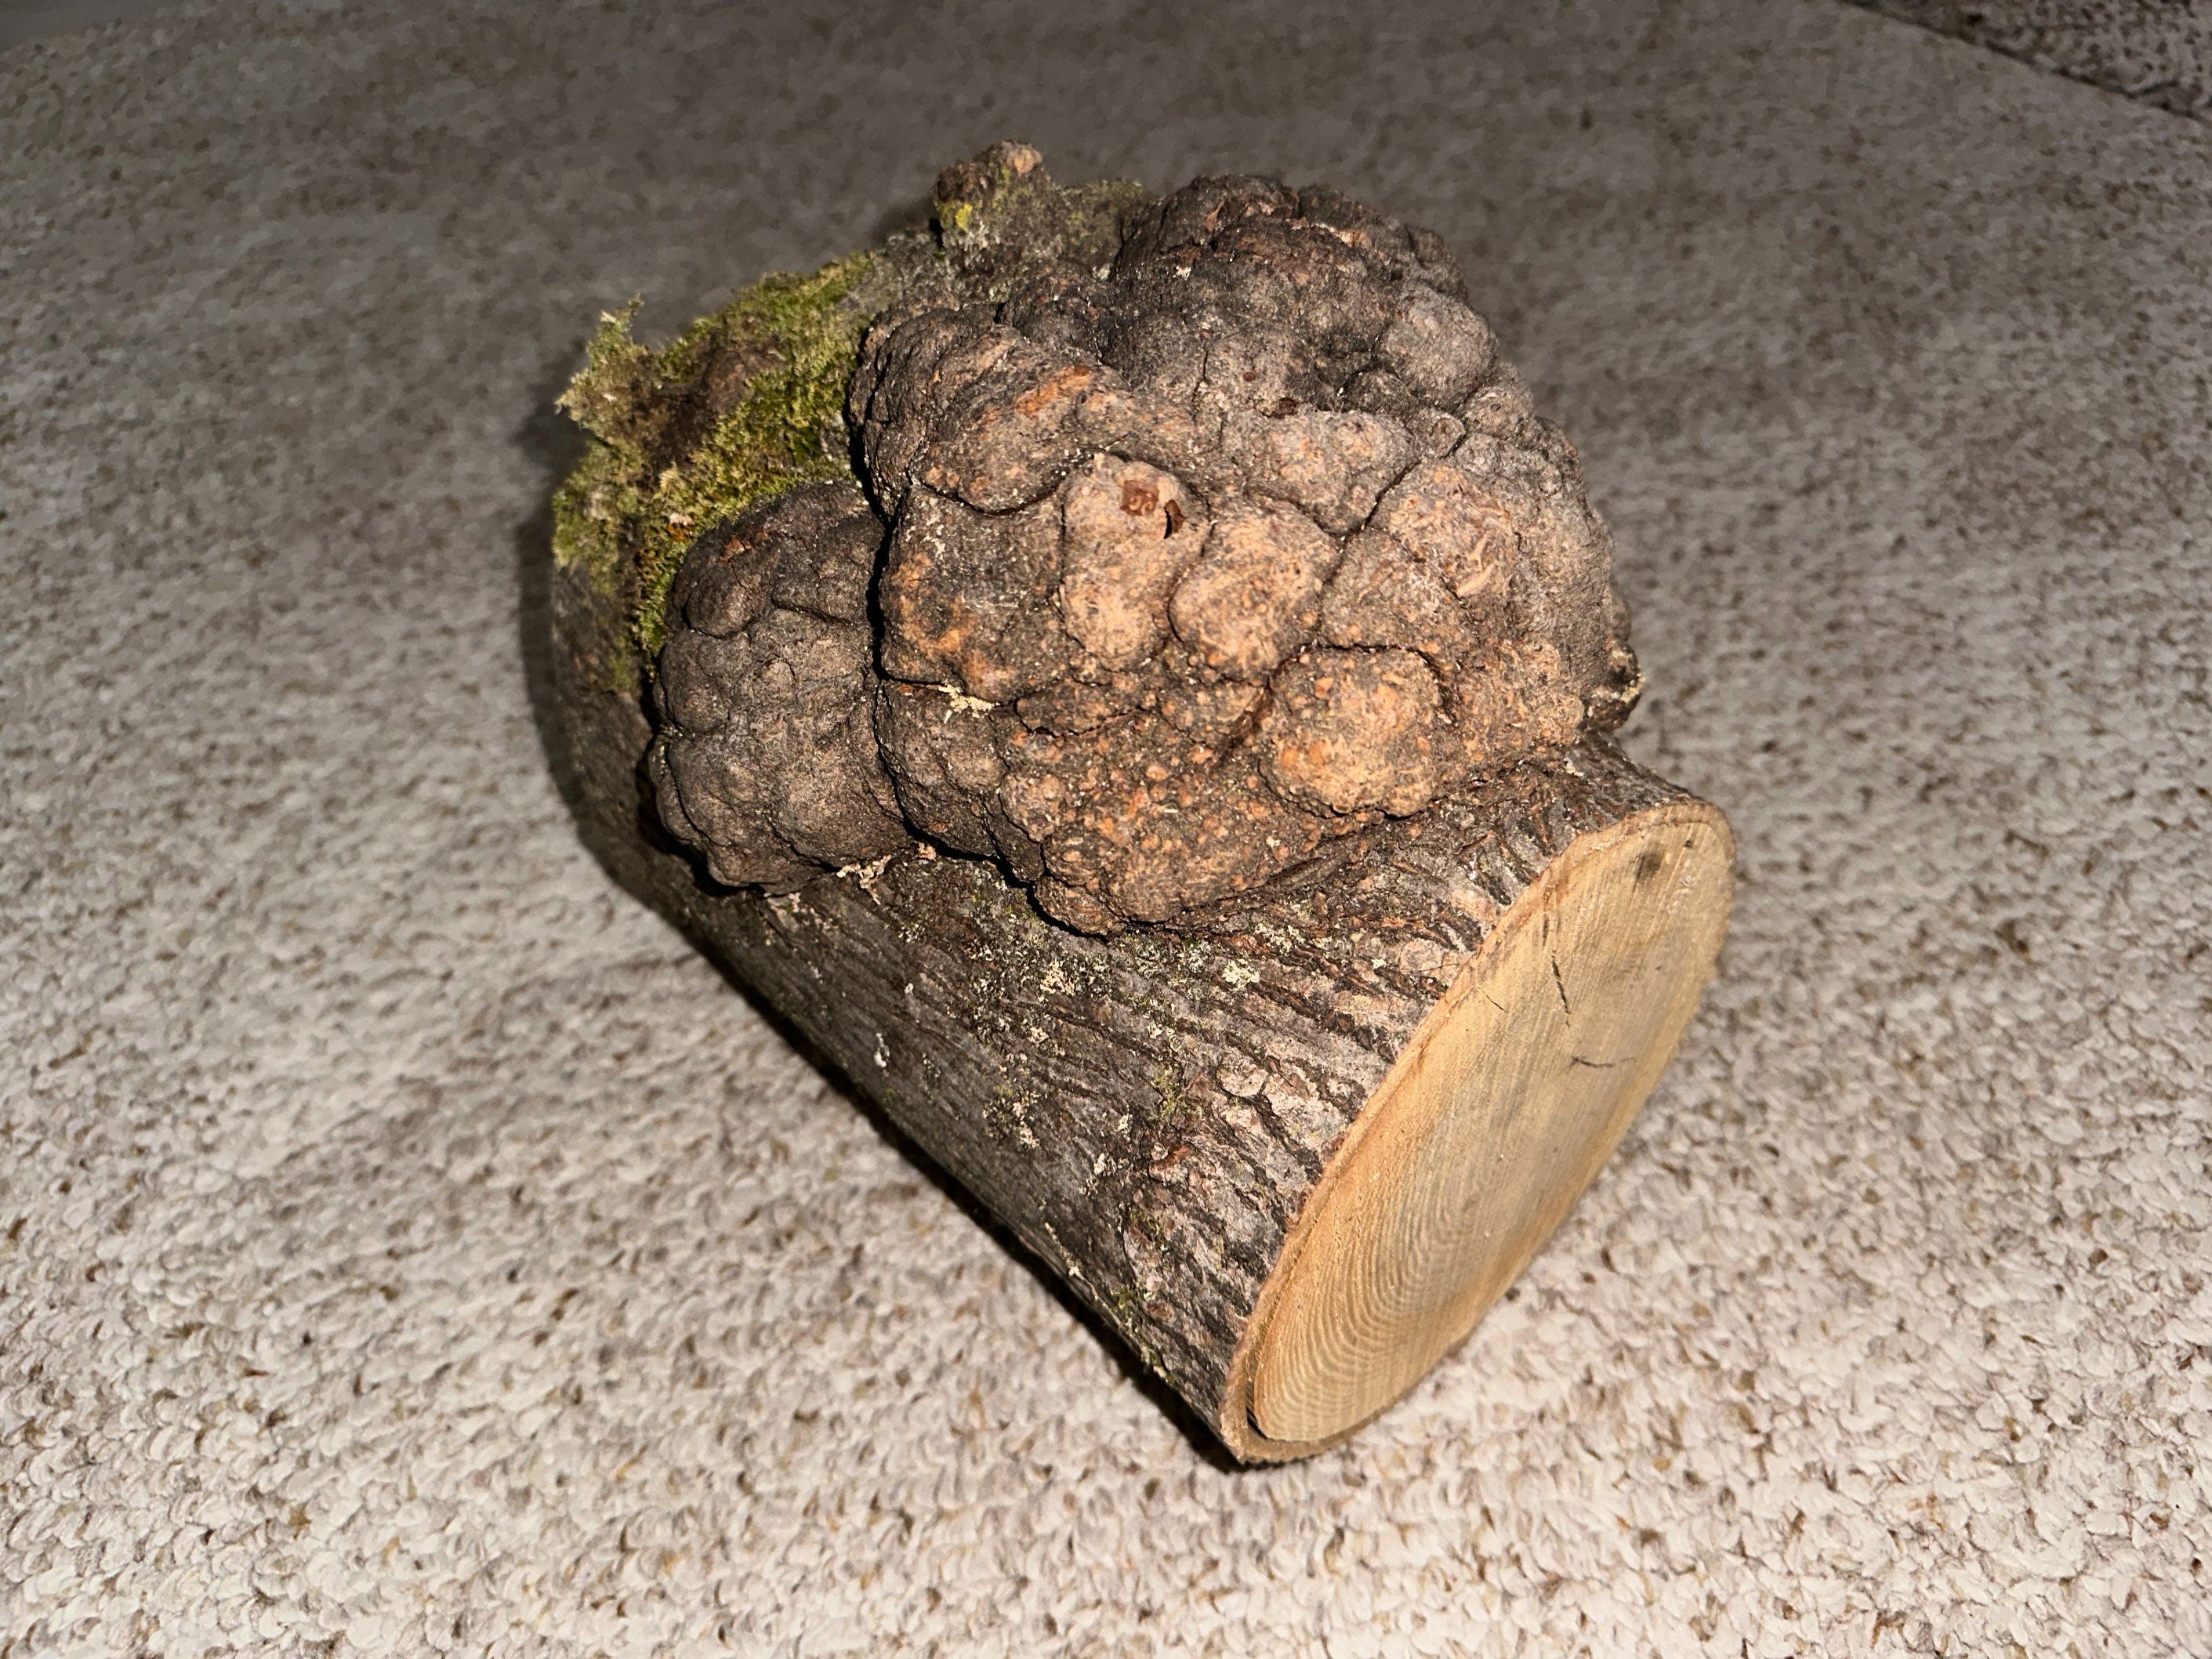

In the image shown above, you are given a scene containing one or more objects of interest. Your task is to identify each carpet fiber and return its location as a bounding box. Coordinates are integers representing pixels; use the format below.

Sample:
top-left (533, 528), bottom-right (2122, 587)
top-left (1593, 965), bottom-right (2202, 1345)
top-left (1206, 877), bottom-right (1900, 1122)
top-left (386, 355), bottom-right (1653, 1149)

top-left (1848, 0), bottom-right (2212, 121)
top-left (3, 2), bottom-right (2209, 1653)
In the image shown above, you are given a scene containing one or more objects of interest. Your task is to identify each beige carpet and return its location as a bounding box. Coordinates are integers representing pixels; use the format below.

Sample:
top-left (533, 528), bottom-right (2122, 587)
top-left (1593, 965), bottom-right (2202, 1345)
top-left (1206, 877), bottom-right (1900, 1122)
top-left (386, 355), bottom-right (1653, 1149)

top-left (1849, 0), bottom-right (2212, 121)
top-left (3, 1), bottom-right (2208, 1652)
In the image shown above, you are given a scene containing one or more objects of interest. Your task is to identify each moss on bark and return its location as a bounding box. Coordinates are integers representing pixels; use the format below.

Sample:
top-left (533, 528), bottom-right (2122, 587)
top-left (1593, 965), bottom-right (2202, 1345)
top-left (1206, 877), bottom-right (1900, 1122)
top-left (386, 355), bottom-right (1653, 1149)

top-left (549, 143), bottom-right (1151, 694)
top-left (549, 253), bottom-right (880, 681)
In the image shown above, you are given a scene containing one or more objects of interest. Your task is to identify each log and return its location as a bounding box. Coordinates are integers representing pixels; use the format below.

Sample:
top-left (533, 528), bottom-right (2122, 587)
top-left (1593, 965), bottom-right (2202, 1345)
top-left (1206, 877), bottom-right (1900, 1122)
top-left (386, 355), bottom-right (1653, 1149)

top-left (541, 145), bottom-right (1733, 1460)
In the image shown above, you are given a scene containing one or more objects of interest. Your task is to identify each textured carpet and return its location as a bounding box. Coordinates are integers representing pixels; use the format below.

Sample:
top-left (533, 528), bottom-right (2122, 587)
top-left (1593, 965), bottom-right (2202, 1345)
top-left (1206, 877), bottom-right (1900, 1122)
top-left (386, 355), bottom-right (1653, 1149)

top-left (1849, 0), bottom-right (2212, 121)
top-left (4, 1), bottom-right (2209, 1653)
top-left (0, 1), bottom-right (171, 54)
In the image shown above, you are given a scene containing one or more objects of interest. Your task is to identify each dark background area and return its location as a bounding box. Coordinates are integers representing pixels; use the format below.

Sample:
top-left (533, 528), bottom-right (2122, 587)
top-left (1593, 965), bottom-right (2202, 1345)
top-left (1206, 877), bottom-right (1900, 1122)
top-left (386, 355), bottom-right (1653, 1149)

top-left (11, 0), bottom-right (2211, 119)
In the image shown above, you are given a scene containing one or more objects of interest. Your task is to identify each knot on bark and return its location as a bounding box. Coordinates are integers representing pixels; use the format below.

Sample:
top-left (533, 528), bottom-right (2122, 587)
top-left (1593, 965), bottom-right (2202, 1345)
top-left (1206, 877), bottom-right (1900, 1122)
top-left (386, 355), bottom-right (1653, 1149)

top-left (644, 150), bottom-right (1644, 930)
top-left (647, 482), bottom-right (908, 889)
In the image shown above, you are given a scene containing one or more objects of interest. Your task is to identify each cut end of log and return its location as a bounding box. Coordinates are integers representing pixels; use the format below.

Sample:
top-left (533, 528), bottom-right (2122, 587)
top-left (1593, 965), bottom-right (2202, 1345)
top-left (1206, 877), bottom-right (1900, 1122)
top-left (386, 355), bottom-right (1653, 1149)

top-left (1224, 800), bottom-right (1734, 1459)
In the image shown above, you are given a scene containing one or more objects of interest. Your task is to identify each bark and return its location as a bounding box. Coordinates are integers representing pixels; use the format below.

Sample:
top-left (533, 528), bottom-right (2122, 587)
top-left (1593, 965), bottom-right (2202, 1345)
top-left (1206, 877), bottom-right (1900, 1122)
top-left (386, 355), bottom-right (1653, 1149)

top-left (542, 144), bottom-right (1727, 1460)
top-left (548, 553), bottom-right (1697, 1457)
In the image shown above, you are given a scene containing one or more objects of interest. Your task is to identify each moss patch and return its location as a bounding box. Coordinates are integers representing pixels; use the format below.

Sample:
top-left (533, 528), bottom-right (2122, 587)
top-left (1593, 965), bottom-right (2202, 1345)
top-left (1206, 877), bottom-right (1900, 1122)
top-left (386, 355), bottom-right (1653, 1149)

top-left (933, 141), bottom-right (1147, 297)
top-left (548, 144), bottom-right (1151, 693)
top-left (551, 252), bottom-right (879, 670)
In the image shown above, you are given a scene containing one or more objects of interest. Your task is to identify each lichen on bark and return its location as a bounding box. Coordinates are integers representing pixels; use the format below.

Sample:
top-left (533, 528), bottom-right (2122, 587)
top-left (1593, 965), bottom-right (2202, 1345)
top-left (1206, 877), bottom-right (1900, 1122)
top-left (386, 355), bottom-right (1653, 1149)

top-left (557, 143), bottom-right (1648, 933)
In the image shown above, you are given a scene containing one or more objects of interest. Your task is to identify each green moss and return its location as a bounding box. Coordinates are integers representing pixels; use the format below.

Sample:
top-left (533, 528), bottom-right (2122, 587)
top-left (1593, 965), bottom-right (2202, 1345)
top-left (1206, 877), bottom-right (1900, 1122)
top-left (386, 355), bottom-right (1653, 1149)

top-left (548, 149), bottom-right (1151, 690)
top-left (1148, 1065), bottom-right (1189, 1128)
top-left (934, 148), bottom-right (1147, 298)
top-left (551, 252), bottom-right (879, 667)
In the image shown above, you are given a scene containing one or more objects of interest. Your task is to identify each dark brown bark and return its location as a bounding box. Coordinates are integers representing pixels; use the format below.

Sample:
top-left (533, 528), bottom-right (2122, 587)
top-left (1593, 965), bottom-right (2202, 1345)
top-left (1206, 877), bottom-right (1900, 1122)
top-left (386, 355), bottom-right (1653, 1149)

top-left (542, 145), bottom-right (1725, 1458)
top-left (640, 148), bottom-right (1645, 936)
top-left (549, 552), bottom-right (1695, 1456)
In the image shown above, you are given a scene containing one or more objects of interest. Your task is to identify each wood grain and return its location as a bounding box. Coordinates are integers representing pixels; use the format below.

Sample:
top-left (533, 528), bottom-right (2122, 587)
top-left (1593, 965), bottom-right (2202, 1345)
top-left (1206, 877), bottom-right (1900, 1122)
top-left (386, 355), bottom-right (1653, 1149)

top-left (1240, 804), bottom-right (1733, 1448)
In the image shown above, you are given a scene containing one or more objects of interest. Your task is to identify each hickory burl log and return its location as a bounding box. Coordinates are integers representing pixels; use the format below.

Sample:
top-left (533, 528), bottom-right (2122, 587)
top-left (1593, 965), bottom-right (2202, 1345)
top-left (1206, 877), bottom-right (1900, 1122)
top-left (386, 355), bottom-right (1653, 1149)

top-left (543, 145), bottom-right (1733, 1461)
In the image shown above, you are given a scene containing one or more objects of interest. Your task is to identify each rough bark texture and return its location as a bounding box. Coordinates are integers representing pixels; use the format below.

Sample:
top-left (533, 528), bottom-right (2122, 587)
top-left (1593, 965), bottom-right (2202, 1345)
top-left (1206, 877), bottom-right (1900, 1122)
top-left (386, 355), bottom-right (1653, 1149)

top-left (545, 145), bottom-right (1708, 1453)
top-left (551, 563), bottom-right (1692, 1447)
top-left (618, 145), bottom-right (1644, 935)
